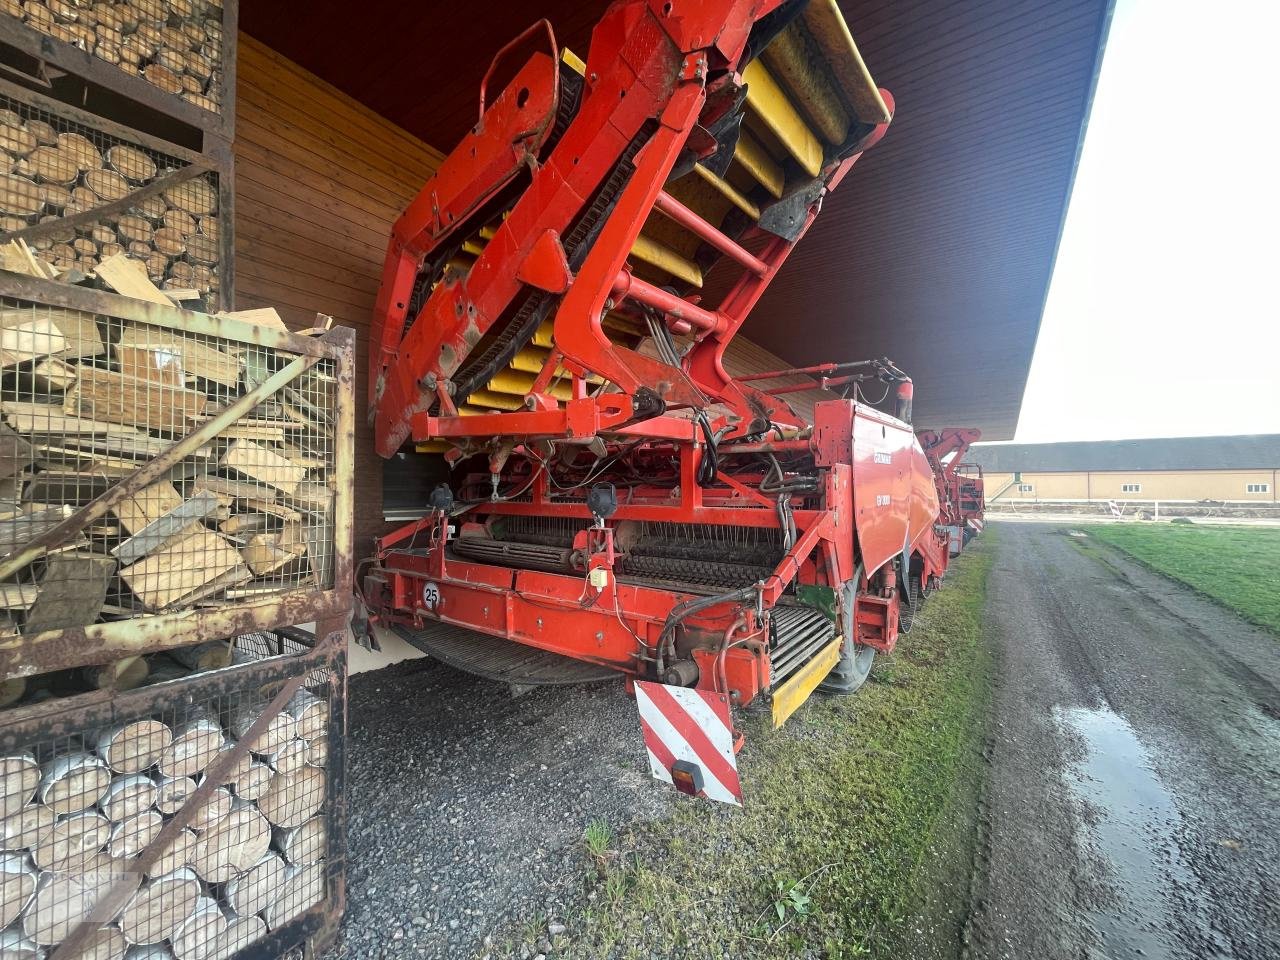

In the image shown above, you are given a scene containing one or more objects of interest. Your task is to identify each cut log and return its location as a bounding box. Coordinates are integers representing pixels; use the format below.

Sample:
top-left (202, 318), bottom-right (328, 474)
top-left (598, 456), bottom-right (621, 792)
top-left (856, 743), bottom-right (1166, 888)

top-left (218, 307), bottom-right (286, 332)
top-left (0, 176), bottom-right (42, 217)
top-left (144, 826), bottom-right (196, 879)
top-left (31, 809), bottom-right (110, 870)
top-left (111, 481), bottom-right (183, 537)
top-left (274, 815), bottom-right (325, 867)
top-left (83, 167), bottom-right (130, 203)
top-left (307, 737), bottom-right (328, 768)
top-left (191, 476), bottom-right (272, 503)
top-left (56, 133), bottom-right (101, 173)
top-left (112, 343), bottom-right (184, 386)
top-left (0, 583), bottom-right (41, 612)
top-left (0, 125), bottom-right (36, 158)
top-left (166, 640), bottom-right (233, 674)
top-left (262, 862), bottom-right (324, 930)
top-left (117, 325), bottom-right (240, 387)
top-left (38, 752), bottom-right (110, 815)
top-left (158, 717), bottom-right (221, 779)
top-left (0, 424), bottom-right (32, 481)
top-left (106, 145), bottom-right (156, 183)
top-left (64, 365), bottom-right (206, 432)
top-left (163, 179), bottom-right (216, 216)
top-left (0, 507), bottom-right (73, 556)
top-left (99, 773), bottom-right (157, 822)
top-left (289, 689), bottom-right (329, 741)
top-left (27, 146), bottom-right (78, 186)
top-left (53, 924), bottom-right (126, 960)
top-left (24, 551), bottom-right (115, 634)
top-left (119, 527), bottom-right (243, 611)
top-left (111, 490), bottom-right (219, 565)
top-left (1, 314), bottom-right (67, 367)
top-left (172, 896), bottom-right (227, 960)
top-left (229, 762), bottom-right (272, 803)
top-left (240, 526), bottom-right (307, 577)
top-left (153, 775), bottom-right (197, 815)
top-left (0, 929), bottom-right (41, 959)
top-left (0, 853), bottom-right (37, 929)
top-left (107, 808), bottom-right (162, 859)
top-left (218, 512), bottom-right (274, 536)
top-left (0, 804), bottom-right (54, 851)
top-left (215, 913), bottom-right (267, 958)
top-left (94, 253), bottom-right (171, 305)
top-left (262, 739), bottom-right (307, 777)
top-left (188, 784), bottom-right (232, 834)
top-left (218, 441), bottom-right (305, 496)
top-left (117, 868), bottom-right (200, 945)
top-left (256, 767), bottom-right (324, 831)
top-left (95, 718), bottom-right (172, 774)
top-left (225, 851), bottom-right (286, 917)
top-left (229, 702), bottom-right (296, 755)
top-left (82, 655), bottom-right (150, 691)
top-left (153, 226), bottom-right (185, 257)
top-left (0, 758), bottom-right (36, 820)
top-left (117, 214), bottom-right (154, 245)
top-left (191, 801), bottom-right (270, 884)
top-left (23, 855), bottom-right (136, 946)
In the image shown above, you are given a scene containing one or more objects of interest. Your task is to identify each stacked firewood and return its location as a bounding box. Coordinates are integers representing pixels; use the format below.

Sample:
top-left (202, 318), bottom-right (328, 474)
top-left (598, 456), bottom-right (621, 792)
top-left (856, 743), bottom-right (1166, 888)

top-left (0, 108), bottom-right (221, 300)
top-left (0, 0), bottom-right (226, 114)
top-left (0, 255), bottom-right (337, 663)
top-left (0, 663), bottom-right (329, 959)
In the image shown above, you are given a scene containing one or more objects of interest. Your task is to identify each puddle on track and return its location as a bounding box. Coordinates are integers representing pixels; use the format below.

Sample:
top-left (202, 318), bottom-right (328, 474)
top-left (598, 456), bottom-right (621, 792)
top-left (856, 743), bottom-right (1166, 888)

top-left (1056, 705), bottom-right (1235, 960)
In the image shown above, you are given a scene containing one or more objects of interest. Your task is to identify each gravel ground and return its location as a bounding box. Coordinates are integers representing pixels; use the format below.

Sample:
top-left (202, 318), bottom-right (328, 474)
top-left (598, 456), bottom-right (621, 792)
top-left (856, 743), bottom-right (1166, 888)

top-left (327, 657), bottom-right (672, 960)
top-left (965, 522), bottom-right (1280, 960)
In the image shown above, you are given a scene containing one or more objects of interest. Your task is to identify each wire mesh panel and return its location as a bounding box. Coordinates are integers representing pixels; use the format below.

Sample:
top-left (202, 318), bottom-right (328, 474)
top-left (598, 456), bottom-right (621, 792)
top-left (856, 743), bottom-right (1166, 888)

top-left (0, 631), bottom-right (342, 960)
top-left (0, 88), bottom-right (225, 308)
top-left (0, 0), bottom-right (229, 117)
top-left (0, 289), bottom-right (342, 651)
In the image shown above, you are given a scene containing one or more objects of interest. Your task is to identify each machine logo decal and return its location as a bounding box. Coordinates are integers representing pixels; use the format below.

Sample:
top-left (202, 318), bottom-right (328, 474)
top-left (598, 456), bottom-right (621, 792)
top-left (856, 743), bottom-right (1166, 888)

top-left (873, 451), bottom-right (892, 464)
top-left (635, 681), bottom-right (742, 806)
top-left (422, 581), bottom-right (441, 611)
top-left (876, 494), bottom-right (892, 507)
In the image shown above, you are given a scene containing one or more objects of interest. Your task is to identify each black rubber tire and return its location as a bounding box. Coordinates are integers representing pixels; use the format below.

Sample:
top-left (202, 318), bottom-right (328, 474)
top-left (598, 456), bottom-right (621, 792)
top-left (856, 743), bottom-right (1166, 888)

top-left (819, 636), bottom-right (875, 694)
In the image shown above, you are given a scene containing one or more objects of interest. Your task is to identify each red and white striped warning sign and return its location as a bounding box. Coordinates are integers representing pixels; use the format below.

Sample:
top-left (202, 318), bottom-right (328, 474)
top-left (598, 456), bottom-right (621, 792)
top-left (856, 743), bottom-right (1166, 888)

top-left (634, 681), bottom-right (742, 806)
top-left (967, 518), bottom-right (985, 534)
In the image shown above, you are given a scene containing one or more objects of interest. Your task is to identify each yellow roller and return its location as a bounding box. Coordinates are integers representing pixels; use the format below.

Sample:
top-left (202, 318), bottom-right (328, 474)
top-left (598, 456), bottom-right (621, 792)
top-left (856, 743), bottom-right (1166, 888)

top-left (733, 128), bottom-right (785, 198)
top-left (484, 369), bottom-right (573, 402)
top-left (415, 440), bottom-right (451, 452)
top-left (468, 389), bottom-right (525, 411)
top-left (693, 164), bottom-right (761, 220)
top-left (629, 233), bottom-right (703, 287)
top-left (802, 0), bottom-right (891, 124)
top-left (741, 60), bottom-right (824, 177)
top-left (762, 23), bottom-right (850, 144)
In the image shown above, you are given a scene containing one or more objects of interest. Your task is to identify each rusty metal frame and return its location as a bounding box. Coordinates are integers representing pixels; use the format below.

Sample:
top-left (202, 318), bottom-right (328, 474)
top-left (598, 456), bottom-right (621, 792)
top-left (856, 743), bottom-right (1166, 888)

top-left (0, 623), bottom-right (347, 960)
top-left (0, 77), bottom-right (236, 311)
top-left (0, 0), bottom-right (238, 143)
top-left (0, 272), bottom-right (355, 682)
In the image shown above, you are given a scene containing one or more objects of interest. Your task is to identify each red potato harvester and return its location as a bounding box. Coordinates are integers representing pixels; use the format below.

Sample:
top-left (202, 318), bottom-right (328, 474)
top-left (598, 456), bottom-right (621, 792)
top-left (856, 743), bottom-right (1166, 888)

top-left (359, 0), bottom-right (956, 779)
top-left (918, 428), bottom-right (987, 556)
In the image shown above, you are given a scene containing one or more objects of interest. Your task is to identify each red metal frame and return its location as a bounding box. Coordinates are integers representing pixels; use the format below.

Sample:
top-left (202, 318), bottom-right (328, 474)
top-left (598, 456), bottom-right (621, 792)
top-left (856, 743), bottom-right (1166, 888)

top-left (362, 1), bottom-right (952, 720)
top-left (918, 427), bottom-right (986, 552)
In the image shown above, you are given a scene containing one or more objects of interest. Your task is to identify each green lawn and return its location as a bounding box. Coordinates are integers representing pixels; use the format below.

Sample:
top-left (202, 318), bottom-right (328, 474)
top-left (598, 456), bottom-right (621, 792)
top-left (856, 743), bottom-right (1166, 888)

top-left (524, 536), bottom-right (995, 960)
top-left (1089, 523), bottom-right (1280, 634)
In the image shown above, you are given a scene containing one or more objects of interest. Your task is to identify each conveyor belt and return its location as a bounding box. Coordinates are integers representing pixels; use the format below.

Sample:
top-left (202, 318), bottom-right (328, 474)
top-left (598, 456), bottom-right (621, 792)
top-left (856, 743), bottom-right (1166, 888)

top-left (392, 622), bottom-right (618, 685)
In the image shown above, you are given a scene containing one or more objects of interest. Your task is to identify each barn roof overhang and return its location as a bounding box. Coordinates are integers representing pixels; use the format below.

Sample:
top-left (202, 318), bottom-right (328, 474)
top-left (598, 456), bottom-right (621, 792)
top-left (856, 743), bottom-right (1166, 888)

top-left (243, 0), bottom-right (1114, 439)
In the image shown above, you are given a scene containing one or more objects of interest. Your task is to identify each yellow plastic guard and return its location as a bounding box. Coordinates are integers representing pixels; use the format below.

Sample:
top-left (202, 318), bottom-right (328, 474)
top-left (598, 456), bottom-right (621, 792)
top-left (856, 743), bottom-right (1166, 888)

top-left (771, 636), bottom-right (841, 729)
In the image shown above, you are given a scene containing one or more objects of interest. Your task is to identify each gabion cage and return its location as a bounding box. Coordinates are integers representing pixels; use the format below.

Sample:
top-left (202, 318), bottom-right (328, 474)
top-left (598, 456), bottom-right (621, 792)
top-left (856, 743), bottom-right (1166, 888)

top-left (0, 277), bottom-right (353, 682)
top-left (0, 0), bottom-right (229, 117)
top-left (0, 629), bottom-right (344, 960)
top-left (0, 88), bottom-right (226, 308)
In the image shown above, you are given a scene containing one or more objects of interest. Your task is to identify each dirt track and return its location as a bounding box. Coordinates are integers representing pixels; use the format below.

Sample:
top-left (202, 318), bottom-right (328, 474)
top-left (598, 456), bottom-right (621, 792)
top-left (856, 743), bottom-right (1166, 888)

top-left (965, 522), bottom-right (1280, 960)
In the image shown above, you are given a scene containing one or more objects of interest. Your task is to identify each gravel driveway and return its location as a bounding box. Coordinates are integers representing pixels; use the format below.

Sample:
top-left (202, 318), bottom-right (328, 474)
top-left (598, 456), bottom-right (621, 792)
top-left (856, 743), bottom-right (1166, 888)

top-left (965, 522), bottom-right (1280, 960)
top-left (328, 657), bottom-right (671, 960)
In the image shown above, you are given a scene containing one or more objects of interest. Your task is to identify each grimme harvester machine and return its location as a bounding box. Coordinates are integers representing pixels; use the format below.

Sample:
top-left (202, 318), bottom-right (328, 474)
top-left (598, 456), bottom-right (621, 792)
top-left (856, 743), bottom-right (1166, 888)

top-left (362, 0), bottom-right (954, 777)
top-left (918, 428), bottom-right (987, 554)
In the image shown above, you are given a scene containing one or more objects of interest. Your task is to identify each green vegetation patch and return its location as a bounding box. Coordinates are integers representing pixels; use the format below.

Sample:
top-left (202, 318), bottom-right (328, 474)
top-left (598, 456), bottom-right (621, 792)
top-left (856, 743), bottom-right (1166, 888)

top-left (1089, 523), bottom-right (1280, 634)
top-left (547, 537), bottom-right (995, 960)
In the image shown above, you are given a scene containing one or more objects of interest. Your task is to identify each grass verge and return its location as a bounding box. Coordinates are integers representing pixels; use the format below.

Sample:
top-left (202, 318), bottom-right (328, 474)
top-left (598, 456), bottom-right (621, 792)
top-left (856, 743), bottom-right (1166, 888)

top-left (1088, 523), bottom-right (1280, 634)
top-left (546, 535), bottom-right (995, 959)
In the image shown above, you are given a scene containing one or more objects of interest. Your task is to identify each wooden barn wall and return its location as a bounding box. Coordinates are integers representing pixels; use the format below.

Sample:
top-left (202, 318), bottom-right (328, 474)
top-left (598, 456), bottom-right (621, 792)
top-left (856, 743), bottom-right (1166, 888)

top-left (231, 34), bottom-right (443, 556)
top-left (232, 36), bottom-right (827, 547)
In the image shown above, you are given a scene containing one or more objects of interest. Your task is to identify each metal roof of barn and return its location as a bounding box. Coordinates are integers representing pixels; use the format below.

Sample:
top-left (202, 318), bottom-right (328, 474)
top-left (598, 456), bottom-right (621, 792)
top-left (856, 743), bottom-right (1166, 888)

top-left (243, 0), bottom-right (1114, 439)
top-left (967, 436), bottom-right (1280, 473)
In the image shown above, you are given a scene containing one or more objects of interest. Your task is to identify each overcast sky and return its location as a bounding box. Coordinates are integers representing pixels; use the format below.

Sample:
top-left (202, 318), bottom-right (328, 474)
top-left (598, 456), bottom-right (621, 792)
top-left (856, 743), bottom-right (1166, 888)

top-left (1011, 0), bottom-right (1280, 443)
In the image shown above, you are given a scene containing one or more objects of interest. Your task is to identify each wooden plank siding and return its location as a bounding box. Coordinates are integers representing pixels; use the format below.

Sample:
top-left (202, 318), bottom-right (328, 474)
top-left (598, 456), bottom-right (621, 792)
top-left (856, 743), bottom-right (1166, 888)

top-left (233, 33), bottom-right (443, 557)
top-left (234, 35), bottom-right (831, 550)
